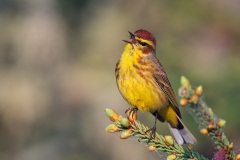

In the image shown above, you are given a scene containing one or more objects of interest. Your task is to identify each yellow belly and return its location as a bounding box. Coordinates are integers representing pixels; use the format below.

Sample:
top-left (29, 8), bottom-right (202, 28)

top-left (117, 68), bottom-right (168, 112)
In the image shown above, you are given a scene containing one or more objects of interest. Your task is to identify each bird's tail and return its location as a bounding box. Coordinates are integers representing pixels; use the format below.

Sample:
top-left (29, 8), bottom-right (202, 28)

top-left (168, 117), bottom-right (197, 145)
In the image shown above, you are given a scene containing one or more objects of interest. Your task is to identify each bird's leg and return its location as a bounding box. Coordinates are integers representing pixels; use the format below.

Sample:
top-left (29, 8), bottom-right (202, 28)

top-left (125, 108), bottom-right (138, 122)
top-left (146, 111), bottom-right (158, 142)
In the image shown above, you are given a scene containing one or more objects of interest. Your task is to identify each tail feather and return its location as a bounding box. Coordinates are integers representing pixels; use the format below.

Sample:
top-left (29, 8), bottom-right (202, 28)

top-left (168, 118), bottom-right (197, 145)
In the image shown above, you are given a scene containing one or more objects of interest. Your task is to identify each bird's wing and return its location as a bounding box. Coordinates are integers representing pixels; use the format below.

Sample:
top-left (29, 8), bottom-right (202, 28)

top-left (152, 58), bottom-right (182, 118)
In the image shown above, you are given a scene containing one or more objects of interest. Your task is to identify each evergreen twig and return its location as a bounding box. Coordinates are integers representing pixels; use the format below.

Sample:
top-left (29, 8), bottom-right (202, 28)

top-left (178, 76), bottom-right (235, 160)
top-left (105, 108), bottom-right (207, 160)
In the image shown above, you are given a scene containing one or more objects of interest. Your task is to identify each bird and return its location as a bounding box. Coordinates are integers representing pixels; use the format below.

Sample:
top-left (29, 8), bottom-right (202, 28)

top-left (115, 29), bottom-right (197, 145)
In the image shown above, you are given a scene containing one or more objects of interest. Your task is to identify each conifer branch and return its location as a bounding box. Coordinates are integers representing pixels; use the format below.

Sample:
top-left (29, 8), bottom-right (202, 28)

top-left (105, 108), bottom-right (207, 160)
top-left (178, 76), bottom-right (236, 160)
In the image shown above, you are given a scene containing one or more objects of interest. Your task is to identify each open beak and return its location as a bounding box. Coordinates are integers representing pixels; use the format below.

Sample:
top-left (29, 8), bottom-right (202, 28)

top-left (128, 31), bottom-right (135, 39)
top-left (123, 31), bottom-right (135, 44)
top-left (122, 40), bottom-right (130, 43)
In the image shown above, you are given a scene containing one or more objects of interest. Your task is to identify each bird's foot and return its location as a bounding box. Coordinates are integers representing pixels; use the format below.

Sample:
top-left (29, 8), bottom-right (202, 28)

top-left (125, 108), bottom-right (138, 122)
top-left (146, 126), bottom-right (156, 143)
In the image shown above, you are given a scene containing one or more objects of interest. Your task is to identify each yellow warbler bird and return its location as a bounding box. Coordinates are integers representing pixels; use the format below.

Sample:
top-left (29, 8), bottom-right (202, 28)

top-left (115, 29), bottom-right (197, 145)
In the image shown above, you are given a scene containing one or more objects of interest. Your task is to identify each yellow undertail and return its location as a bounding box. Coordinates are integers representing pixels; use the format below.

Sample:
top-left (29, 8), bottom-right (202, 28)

top-left (158, 106), bottom-right (178, 128)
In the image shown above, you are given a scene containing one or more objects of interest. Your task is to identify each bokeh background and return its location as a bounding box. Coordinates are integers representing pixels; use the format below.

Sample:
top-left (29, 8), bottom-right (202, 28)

top-left (0, 0), bottom-right (240, 159)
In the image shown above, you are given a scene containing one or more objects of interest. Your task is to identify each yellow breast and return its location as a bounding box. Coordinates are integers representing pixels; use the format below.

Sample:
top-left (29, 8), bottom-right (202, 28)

top-left (116, 44), bottom-right (168, 112)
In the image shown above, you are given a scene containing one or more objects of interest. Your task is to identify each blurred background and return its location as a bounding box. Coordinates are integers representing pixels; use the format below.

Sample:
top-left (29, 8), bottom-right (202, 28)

top-left (0, 0), bottom-right (240, 159)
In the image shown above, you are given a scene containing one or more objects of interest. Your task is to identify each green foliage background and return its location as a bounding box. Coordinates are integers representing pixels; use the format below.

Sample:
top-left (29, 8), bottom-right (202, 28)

top-left (0, 0), bottom-right (239, 159)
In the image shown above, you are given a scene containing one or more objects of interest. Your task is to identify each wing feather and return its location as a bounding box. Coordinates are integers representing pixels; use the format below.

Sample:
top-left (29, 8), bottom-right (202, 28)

top-left (151, 58), bottom-right (182, 118)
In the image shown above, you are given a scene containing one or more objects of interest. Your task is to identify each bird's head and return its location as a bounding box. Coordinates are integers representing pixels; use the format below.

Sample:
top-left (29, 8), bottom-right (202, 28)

top-left (123, 29), bottom-right (156, 55)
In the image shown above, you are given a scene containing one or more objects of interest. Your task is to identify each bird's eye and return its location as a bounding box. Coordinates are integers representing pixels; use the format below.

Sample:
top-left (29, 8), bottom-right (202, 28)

top-left (139, 41), bottom-right (148, 46)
